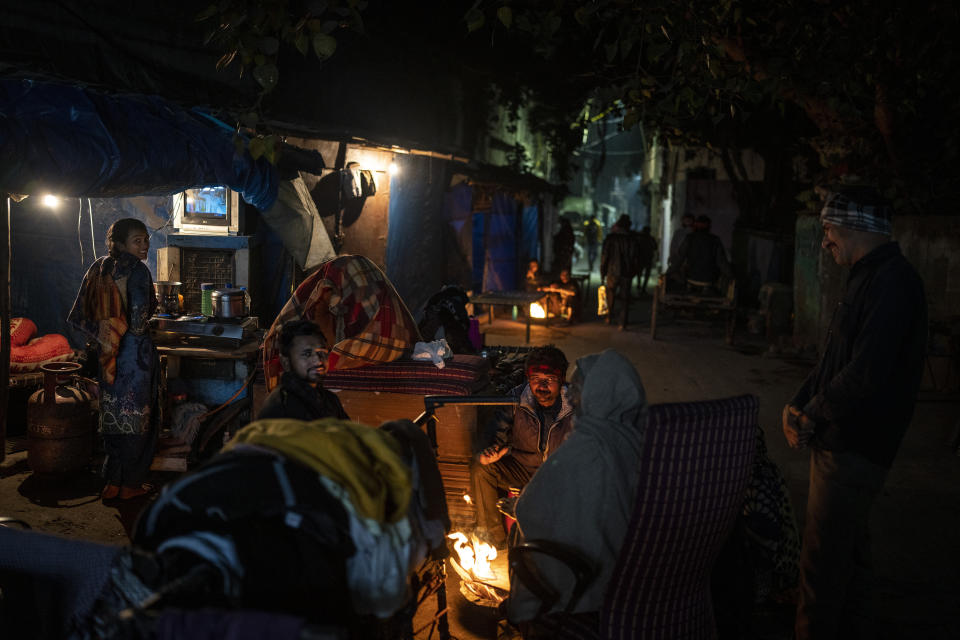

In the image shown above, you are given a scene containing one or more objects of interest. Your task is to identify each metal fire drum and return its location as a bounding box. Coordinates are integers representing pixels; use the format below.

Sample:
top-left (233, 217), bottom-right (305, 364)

top-left (27, 362), bottom-right (98, 474)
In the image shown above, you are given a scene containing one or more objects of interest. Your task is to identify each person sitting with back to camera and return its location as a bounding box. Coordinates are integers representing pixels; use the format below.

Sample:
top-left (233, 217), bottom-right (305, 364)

top-left (257, 319), bottom-right (349, 421)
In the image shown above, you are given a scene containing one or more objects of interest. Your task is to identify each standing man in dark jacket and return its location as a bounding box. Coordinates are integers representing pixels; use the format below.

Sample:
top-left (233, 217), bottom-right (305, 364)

top-left (257, 320), bottom-right (349, 421)
top-left (670, 215), bottom-right (733, 292)
top-left (783, 187), bottom-right (927, 639)
top-left (470, 346), bottom-right (575, 548)
top-left (601, 214), bottom-right (642, 329)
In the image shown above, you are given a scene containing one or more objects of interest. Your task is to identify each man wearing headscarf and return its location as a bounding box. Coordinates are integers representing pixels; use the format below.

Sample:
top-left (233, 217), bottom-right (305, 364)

top-left (783, 186), bottom-right (927, 639)
top-left (506, 349), bottom-right (647, 626)
top-left (470, 346), bottom-right (575, 549)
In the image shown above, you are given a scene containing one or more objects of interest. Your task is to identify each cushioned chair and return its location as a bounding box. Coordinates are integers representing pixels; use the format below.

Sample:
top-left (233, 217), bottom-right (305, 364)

top-left (509, 394), bottom-right (758, 639)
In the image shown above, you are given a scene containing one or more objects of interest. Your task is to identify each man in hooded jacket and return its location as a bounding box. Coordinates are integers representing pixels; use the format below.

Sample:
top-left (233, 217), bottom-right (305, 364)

top-left (506, 349), bottom-right (648, 626)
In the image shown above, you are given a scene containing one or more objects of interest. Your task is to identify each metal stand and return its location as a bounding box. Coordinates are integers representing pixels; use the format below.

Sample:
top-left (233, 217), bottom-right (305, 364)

top-left (413, 395), bottom-right (518, 640)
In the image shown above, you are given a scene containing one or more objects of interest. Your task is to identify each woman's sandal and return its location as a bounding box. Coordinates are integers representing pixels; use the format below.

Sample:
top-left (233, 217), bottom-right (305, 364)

top-left (119, 484), bottom-right (153, 500)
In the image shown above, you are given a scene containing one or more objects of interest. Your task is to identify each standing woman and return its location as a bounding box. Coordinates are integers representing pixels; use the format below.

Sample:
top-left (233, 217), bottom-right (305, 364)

top-left (68, 218), bottom-right (157, 500)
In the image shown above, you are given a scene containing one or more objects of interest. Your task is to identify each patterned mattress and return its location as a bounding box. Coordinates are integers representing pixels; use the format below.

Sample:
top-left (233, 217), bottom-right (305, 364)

top-left (324, 354), bottom-right (490, 395)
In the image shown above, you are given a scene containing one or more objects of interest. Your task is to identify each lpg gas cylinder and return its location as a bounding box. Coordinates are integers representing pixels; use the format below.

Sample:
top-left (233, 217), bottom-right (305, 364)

top-left (27, 362), bottom-right (98, 474)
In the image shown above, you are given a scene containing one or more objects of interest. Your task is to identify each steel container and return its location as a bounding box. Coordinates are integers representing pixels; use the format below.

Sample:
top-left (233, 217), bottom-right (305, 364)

top-left (211, 288), bottom-right (247, 318)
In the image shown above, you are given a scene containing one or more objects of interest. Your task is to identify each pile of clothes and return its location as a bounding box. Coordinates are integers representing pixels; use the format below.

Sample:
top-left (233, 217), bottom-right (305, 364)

top-left (0, 418), bottom-right (450, 639)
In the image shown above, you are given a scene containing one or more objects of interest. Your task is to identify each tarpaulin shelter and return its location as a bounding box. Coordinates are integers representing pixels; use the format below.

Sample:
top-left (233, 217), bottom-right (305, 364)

top-left (434, 166), bottom-right (563, 299)
top-left (0, 77), bottom-right (331, 461)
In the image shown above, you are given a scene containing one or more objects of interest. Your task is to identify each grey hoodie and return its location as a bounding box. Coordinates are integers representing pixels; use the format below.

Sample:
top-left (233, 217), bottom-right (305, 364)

top-left (507, 349), bottom-right (648, 622)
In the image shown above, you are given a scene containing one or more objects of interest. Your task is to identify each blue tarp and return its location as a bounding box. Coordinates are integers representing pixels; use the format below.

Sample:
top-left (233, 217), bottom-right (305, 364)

top-left (520, 204), bottom-right (539, 265)
top-left (482, 192), bottom-right (518, 291)
top-left (0, 78), bottom-right (278, 209)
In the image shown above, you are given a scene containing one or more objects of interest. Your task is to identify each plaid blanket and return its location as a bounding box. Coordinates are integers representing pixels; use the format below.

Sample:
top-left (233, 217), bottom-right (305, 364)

top-left (67, 257), bottom-right (128, 385)
top-left (263, 255), bottom-right (421, 391)
top-left (324, 354), bottom-right (490, 395)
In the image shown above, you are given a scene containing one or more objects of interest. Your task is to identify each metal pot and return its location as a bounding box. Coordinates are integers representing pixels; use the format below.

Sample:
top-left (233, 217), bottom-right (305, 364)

top-left (211, 288), bottom-right (247, 318)
top-left (155, 280), bottom-right (182, 315)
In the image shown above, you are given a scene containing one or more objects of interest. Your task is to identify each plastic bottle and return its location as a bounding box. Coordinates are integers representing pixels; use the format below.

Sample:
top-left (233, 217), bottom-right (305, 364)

top-left (200, 283), bottom-right (215, 316)
top-left (239, 286), bottom-right (251, 315)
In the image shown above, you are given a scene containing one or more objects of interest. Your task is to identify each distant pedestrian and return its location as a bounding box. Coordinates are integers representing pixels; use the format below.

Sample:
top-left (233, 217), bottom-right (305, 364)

top-left (583, 216), bottom-right (603, 272)
top-left (635, 225), bottom-right (658, 297)
top-left (783, 186), bottom-right (927, 639)
top-left (668, 213), bottom-right (695, 271)
top-left (600, 214), bottom-right (641, 329)
top-left (553, 218), bottom-right (576, 274)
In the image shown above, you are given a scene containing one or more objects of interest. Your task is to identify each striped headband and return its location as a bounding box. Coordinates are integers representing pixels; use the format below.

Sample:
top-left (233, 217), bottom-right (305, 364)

top-left (820, 191), bottom-right (893, 236)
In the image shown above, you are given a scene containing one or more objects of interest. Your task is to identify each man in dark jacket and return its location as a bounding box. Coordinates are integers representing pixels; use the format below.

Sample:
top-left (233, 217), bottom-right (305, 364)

top-left (257, 320), bottom-right (349, 421)
top-left (669, 214), bottom-right (733, 293)
top-left (636, 225), bottom-right (659, 297)
top-left (783, 187), bottom-right (927, 639)
top-left (600, 214), bottom-right (641, 329)
top-left (470, 346), bottom-right (575, 548)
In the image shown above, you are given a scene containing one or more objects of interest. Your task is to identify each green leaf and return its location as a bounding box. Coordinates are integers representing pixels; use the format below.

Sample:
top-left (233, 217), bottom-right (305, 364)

top-left (465, 8), bottom-right (485, 32)
top-left (240, 111), bottom-right (259, 128)
top-left (497, 6), bottom-right (512, 29)
top-left (252, 63), bottom-right (279, 91)
top-left (574, 5), bottom-right (591, 25)
top-left (249, 137), bottom-right (265, 160)
top-left (294, 31), bottom-right (308, 56)
top-left (263, 135), bottom-right (279, 164)
top-left (233, 134), bottom-right (246, 156)
top-left (312, 33), bottom-right (337, 60)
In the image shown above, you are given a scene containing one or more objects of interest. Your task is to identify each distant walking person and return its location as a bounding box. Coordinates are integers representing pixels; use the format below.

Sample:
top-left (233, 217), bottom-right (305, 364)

top-left (635, 225), bottom-right (659, 297)
top-left (782, 187), bottom-right (927, 639)
top-left (553, 217), bottom-right (576, 275)
top-left (600, 214), bottom-right (641, 329)
top-left (582, 215), bottom-right (603, 272)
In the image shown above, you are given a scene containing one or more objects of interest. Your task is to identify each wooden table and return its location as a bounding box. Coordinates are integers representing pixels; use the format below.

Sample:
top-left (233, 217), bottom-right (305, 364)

top-left (470, 290), bottom-right (547, 343)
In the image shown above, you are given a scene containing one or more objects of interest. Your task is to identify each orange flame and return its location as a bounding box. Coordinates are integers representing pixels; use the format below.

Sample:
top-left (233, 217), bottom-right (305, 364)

top-left (448, 531), bottom-right (498, 580)
top-left (529, 302), bottom-right (547, 319)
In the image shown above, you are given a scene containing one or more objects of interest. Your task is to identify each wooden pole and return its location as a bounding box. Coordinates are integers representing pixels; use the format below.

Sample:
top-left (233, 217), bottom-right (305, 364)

top-left (0, 198), bottom-right (10, 463)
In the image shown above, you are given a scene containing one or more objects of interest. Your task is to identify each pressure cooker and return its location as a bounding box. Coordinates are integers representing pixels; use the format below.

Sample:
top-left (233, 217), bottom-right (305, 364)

top-left (210, 288), bottom-right (248, 319)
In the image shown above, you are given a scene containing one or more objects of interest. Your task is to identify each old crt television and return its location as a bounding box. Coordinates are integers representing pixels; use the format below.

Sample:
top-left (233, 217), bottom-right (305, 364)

top-left (172, 186), bottom-right (242, 235)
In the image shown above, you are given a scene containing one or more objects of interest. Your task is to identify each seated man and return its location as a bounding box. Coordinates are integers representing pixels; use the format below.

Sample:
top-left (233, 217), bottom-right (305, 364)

top-left (539, 269), bottom-right (581, 323)
top-left (506, 349), bottom-right (648, 627)
top-left (524, 260), bottom-right (545, 292)
top-left (470, 346), bottom-right (575, 549)
top-left (668, 214), bottom-right (733, 294)
top-left (257, 320), bottom-right (349, 421)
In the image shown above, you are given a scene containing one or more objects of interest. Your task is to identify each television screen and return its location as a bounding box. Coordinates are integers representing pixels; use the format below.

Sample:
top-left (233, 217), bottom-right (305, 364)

top-left (184, 186), bottom-right (228, 220)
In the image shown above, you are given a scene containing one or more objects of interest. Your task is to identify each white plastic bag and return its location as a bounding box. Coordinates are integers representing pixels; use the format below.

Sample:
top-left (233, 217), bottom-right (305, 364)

top-left (412, 338), bottom-right (453, 369)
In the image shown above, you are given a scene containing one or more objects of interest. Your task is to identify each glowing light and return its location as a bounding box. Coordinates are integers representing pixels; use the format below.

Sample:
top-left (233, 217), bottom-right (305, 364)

top-left (388, 161), bottom-right (399, 175)
top-left (448, 531), bottom-right (498, 580)
top-left (530, 302), bottom-right (547, 319)
top-left (41, 194), bottom-right (61, 209)
top-left (463, 494), bottom-right (473, 504)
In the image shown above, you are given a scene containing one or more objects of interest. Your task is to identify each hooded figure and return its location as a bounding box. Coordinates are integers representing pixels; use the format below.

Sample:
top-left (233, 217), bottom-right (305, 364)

top-left (507, 349), bottom-right (648, 623)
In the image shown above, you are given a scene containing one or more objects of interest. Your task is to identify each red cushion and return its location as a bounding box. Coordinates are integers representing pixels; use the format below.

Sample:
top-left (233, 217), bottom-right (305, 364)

top-left (10, 334), bottom-right (75, 372)
top-left (10, 317), bottom-right (37, 347)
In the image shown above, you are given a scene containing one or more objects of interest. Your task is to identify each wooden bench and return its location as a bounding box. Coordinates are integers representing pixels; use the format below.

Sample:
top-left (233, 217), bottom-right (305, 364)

top-left (650, 274), bottom-right (737, 344)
